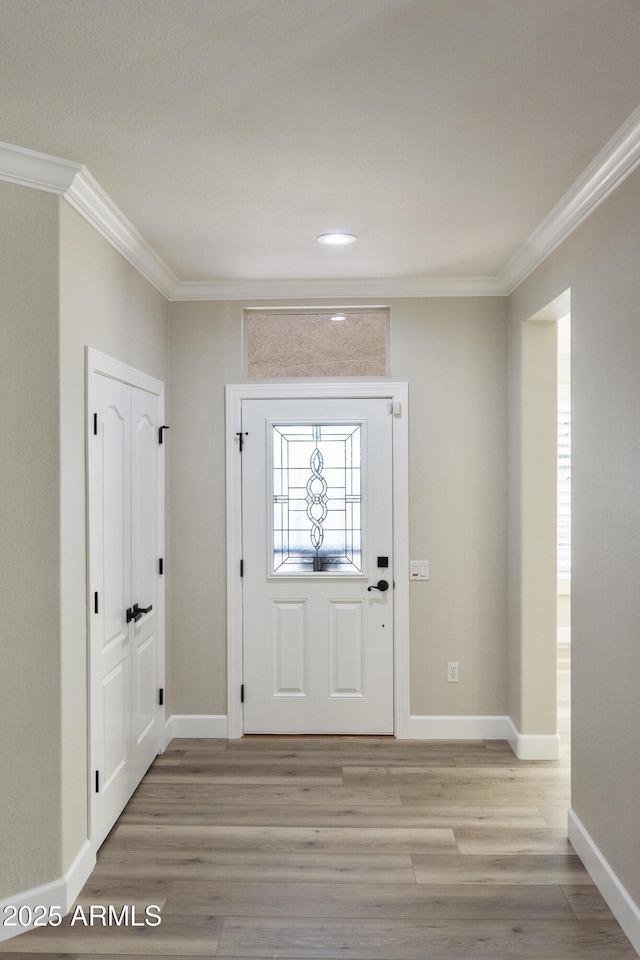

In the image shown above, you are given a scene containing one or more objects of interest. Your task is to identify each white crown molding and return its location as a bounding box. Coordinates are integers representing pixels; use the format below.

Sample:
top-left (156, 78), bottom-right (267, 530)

top-left (0, 142), bottom-right (178, 299)
top-left (170, 275), bottom-right (504, 301)
top-left (65, 168), bottom-right (179, 298)
top-left (4, 103), bottom-right (640, 302)
top-left (0, 139), bottom-right (80, 194)
top-left (499, 103), bottom-right (640, 294)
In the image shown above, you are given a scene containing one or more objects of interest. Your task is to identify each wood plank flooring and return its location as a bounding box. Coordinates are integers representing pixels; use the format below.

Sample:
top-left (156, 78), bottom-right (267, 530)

top-left (2, 642), bottom-right (637, 958)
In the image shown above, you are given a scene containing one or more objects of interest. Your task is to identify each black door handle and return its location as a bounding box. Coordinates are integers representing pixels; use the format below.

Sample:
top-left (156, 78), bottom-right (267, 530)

top-left (127, 603), bottom-right (153, 623)
top-left (133, 602), bottom-right (153, 620)
top-left (368, 579), bottom-right (389, 592)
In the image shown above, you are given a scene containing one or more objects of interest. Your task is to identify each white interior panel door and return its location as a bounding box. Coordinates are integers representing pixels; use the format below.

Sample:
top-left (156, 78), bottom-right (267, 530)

top-left (88, 356), bottom-right (164, 850)
top-left (242, 398), bottom-right (394, 734)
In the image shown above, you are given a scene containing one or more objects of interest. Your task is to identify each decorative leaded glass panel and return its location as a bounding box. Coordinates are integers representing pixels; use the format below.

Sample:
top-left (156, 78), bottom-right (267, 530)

top-left (273, 423), bottom-right (362, 574)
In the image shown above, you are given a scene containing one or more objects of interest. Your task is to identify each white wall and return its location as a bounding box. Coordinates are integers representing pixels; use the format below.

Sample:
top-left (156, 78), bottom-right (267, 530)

top-left (508, 163), bottom-right (640, 909)
top-left (168, 296), bottom-right (508, 719)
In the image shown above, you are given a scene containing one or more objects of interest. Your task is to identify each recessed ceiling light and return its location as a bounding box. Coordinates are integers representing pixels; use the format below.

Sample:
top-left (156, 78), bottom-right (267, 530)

top-left (317, 233), bottom-right (357, 246)
top-left (330, 313), bottom-right (347, 322)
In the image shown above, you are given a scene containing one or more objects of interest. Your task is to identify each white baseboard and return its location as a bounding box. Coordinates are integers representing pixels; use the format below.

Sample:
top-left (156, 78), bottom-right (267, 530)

top-left (165, 714), bottom-right (228, 740)
top-left (64, 839), bottom-right (95, 907)
top-left (407, 715), bottom-right (510, 740)
top-left (0, 877), bottom-right (67, 944)
top-left (568, 808), bottom-right (640, 956)
top-left (506, 717), bottom-right (561, 760)
top-left (163, 714), bottom-right (560, 761)
top-left (0, 839), bottom-right (95, 944)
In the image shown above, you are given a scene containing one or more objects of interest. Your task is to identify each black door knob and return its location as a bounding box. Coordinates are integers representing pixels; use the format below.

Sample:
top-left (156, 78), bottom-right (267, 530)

top-left (368, 579), bottom-right (389, 592)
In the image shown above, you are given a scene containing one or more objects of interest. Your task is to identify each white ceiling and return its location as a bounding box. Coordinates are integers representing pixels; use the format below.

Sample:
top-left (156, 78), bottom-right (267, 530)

top-left (2, 0), bottom-right (640, 295)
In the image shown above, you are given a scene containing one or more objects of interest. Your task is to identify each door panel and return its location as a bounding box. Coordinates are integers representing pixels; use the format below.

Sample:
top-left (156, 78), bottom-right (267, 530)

top-left (131, 403), bottom-right (156, 616)
top-left (100, 399), bottom-right (130, 648)
top-left (271, 600), bottom-right (308, 697)
top-left (328, 600), bottom-right (365, 697)
top-left (134, 633), bottom-right (157, 745)
top-left (101, 663), bottom-right (127, 789)
top-left (242, 397), bottom-right (394, 734)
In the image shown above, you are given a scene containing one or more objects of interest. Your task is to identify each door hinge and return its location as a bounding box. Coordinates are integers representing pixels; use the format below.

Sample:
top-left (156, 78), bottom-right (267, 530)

top-left (93, 413), bottom-right (98, 435)
top-left (95, 770), bottom-right (100, 793)
top-left (94, 591), bottom-right (99, 614)
top-left (159, 688), bottom-right (164, 706)
top-left (159, 425), bottom-right (170, 444)
top-left (240, 684), bottom-right (244, 703)
top-left (236, 431), bottom-right (248, 452)
top-left (159, 558), bottom-right (164, 575)
top-left (240, 559), bottom-right (244, 577)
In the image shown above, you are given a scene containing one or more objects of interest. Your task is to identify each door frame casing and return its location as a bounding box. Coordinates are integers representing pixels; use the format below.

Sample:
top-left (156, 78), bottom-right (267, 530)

top-left (85, 347), bottom-right (166, 847)
top-left (225, 381), bottom-right (409, 739)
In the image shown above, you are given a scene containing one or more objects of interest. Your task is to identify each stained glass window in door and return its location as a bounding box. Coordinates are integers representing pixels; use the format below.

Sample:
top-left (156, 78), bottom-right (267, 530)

top-left (273, 423), bottom-right (361, 573)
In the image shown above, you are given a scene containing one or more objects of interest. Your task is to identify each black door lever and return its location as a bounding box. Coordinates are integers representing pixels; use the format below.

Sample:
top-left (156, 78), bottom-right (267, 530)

top-left (133, 602), bottom-right (153, 620)
top-left (368, 580), bottom-right (389, 592)
top-left (127, 603), bottom-right (153, 623)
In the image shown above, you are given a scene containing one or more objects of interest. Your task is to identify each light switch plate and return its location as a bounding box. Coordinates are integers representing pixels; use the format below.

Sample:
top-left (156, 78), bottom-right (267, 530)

top-left (410, 560), bottom-right (429, 580)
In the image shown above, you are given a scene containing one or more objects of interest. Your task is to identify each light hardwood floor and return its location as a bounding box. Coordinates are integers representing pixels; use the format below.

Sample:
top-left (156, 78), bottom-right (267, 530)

top-left (2, 642), bottom-right (636, 958)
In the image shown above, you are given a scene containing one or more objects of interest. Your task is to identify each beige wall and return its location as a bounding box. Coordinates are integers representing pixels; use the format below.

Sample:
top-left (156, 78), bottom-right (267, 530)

top-left (0, 183), bottom-right (61, 897)
top-left (508, 318), bottom-right (558, 734)
top-left (168, 301), bottom-right (242, 715)
top-left (168, 296), bottom-right (508, 718)
top-left (508, 164), bottom-right (640, 906)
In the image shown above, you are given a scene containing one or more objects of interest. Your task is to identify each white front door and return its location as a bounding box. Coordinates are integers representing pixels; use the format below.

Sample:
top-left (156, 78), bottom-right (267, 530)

top-left (88, 357), bottom-right (164, 848)
top-left (241, 398), bottom-right (394, 734)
